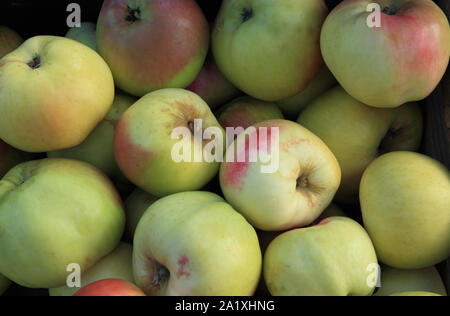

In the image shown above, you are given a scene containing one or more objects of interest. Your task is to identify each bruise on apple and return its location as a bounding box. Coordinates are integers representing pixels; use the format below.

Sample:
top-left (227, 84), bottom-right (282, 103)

top-left (176, 255), bottom-right (191, 279)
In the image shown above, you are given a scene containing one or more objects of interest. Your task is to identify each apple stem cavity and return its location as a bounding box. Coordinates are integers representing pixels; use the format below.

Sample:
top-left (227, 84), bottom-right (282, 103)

top-left (296, 175), bottom-right (309, 190)
top-left (126, 6), bottom-right (141, 23)
top-left (27, 56), bottom-right (41, 69)
top-left (152, 264), bottom-right (169, 288)
top-left (382, 2), bottom-right (398, 15)
top-left (241, 7), bottom-right (253, 23)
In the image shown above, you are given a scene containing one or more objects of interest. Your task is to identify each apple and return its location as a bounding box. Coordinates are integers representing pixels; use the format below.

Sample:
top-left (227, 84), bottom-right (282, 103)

top-left (186, 52), bottom-right (242, 110)
top-left (0, 274), bottom-right (11, 296)
top-left (220, 119), bottom-right (341, 231)
top-left (97, 0), bottom-right (209, 97)
top-left (264, 216), bottom-right (378, 296)
top-left (218, 96), bottom-right (284, 144)
top-left (74, 279), bottom-right (145, 296)
top-left (123, 188), bottom-right (158, 242)
top-left (49, 242), bottom-right (134, 296)
top-left (0, 139), bottom-right (32, 178)
top-left (298, 86), bottom-right (423, 204)
top-left (0, 36), bottom-right (115, 153)
top-left (0, 26), bottom-right (23, 58)
top-left (212, 0), bottom-right (328, 101)
top-left (133, 191), bottom-right (262, 296)
top-left (374, 266), bottom-right (447, 296)
top-left (65, 22), bottom-right (97, 51)
top-left (48, 93), bottom-right (136, 181)
top-left (114, 88), bottom-right (225, 197)
top-left (277, 67), bottom-right (337, 119)
top-left (360, 151), bottom-right (450, 269)
top-left (389, 291), bottom-right (442, 296)
top-left (320, 0), bottom-right (450, 108)
top-left (0, 158), bottom-right (125, 288)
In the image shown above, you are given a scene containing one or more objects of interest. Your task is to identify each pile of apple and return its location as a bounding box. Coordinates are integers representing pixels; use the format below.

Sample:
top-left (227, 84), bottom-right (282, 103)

top-left (0, 0), bottom-right (449, 297)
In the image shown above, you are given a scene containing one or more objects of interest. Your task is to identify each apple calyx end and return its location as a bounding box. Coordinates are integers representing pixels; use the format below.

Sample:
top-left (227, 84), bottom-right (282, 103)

top-left (296, 175), bottom-right (309, 190)
top-left (241, 7), bottom-right (253, 23)
top-left (27, 56), bottom-right (41, 69)
top-left (126, 6), bottom-right (141, 24)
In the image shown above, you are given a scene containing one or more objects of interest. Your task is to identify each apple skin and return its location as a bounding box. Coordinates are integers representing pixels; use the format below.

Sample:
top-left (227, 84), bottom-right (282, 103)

top-left (374, 266), bottom-right (447, 296)
top-left (0, 139), bottom-right (32, 178)
top-left (74, 279), bottom-right (145, 296)
top-left (0, 158), bottom-right (125, 288)
top-left (186, 52), bottom-right (242, 110)
top-left (0, 36), bottom-right (115, 153)
top-left (133, 191), bottom-right (262, 296)
top-left (97, 0), bottom-right (209, 97)
top-left (212, 0), bottom-right (328, 101)
top-left (0, 274), bottom-right (11, 296)
top-left (389, 291), bottom-right (442, 296)
top-left (298, 86), bottom-right (423, 204)
top-left (123, 188), bottom-right (158, 242)
top-left (220, 119), bottom-right (341, 231)
top-left (0, 26), bottom-right (23, 58)
top-left (321, 0), bottom-right (450, 108)
top-left (65, 22), bottom-right (97, 51)
top-left (218, 96), bottom-right (284, 132)
top-left (49, 242), bottom-right (134, 296)
top-left (277, 67), bottom-right (337, 119)
top-left (48, 93), bottom-right (136, 181)
top-left (114, 88), bottom-right (225, 197)
top-left (360, 152), bottom-right (450, 269)
top-left (264, 216), bottom-right (378, 296)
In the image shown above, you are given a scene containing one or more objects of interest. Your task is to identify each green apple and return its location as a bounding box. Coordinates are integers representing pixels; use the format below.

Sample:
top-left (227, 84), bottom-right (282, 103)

top-left (298, 86), bottom-right (422, 204)
top-left (0, 158), bottom-right (125, 288)
top-left (114, 88), bottom-right (225, 197)
top-left (133, 191), bottom-right (262, 296)
top-left (74, 279), bottom-right (145, 296)
top-left (220, 119), bottom-right (341, 231)
top-left (124, 188), bottom-right (158, 242)
top-left (0, 26), bottom-right (23, 58)
top-left (48, 93), bottom-right (136, 181)
top-left (212, 0), bottom-right (328, 101)
top-left (97, 0), bottom-right (209, 97)
top-left (218, 96), bottom-right (284, 133)
top-left (65, 22), bottom-right (97, 51)
top-left (277, 67), bottom-right (337, 119)
top-left (186, 52), bottom-right (242, 110)
top-left (374, 266), bottom-right (447, 296)
top-left (320, 0), bottom-right (450, 108)
top-left (264, 216), bottom-right (378, 296)
top-left (360, 152), bottom-right (450, 269)
top-left (49, 242), bottom-right (134, 296)
top-left (389, 291), bottom-right (442, 296)
top-left (0, 274), bottom-right (10, 295)
top-left (0, 36), bottom-right (115, 152)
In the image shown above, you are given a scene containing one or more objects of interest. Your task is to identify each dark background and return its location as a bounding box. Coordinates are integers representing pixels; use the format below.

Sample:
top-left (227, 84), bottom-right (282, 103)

top-left (1, 0), bottom-right (449, 297)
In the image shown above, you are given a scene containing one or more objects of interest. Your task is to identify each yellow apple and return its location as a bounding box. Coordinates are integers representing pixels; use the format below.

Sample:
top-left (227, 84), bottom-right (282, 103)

top-left (264, 217), bottom-right (378, 296)
top-left (0, 36), bottom-right (115, 152)
top-left (133, 191), bottom-right (262, 296)
top-left (360, 152), bottom-right (450, 269)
